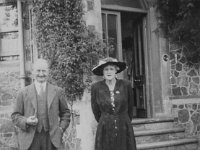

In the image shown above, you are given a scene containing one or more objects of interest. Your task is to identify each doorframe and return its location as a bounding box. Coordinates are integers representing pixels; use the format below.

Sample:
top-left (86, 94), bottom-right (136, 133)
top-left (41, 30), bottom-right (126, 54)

top-left (101, 7), bottom-right (153, 118)
top-left (101, 5), bottom-right (147, 14)
top-left (142, 15), bottom-right (153, 118)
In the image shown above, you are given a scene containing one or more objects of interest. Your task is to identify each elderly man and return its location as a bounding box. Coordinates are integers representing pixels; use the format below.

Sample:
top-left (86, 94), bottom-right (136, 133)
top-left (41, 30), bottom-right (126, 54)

top-left (11, 59), bottom-right (71, 150)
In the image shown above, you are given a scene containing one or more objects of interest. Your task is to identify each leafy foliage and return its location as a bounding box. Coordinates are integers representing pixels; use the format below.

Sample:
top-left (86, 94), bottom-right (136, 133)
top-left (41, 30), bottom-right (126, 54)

top-left (157, 0), bottom-right (200, 62)
top-left (33, 0), bottom-right (105, 101)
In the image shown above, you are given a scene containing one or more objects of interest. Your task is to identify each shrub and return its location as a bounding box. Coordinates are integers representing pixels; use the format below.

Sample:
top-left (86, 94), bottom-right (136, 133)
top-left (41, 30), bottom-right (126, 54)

top-left (33, 0), bottom-right (106, 103)
top-left (157, 0), bottom-right (200, 63)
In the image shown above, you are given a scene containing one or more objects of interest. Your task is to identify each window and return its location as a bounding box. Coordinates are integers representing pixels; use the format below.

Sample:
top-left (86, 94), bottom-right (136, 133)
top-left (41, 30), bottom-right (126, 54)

top-left (0, 4), bottom-right (18, 60)
top-left (101, 11), bottom-right (122, 60)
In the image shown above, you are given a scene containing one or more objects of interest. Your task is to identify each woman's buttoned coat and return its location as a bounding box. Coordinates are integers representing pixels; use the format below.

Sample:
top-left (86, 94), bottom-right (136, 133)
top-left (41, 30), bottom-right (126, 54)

top-left (91, 79), bottom-right (137, 150)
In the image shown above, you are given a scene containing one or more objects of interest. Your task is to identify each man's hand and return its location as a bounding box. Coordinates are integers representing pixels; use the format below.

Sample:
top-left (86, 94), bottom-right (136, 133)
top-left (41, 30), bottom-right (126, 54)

top-left (26, 116), bottom-right (38, 126)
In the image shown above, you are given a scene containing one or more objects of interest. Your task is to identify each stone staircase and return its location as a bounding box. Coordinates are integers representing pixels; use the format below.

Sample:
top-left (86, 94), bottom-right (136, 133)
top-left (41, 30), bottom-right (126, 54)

top-left (132, 117), bottom-right (199, 150)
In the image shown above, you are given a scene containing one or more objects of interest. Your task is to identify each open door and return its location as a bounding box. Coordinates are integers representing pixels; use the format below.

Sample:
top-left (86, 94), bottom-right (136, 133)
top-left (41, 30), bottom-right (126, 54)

top-left (102, 10), bottom-right (148, 118)
top-left (132, 17), bottom-right (147, 118)
top-left (121, 12), bottom-right (147, 118)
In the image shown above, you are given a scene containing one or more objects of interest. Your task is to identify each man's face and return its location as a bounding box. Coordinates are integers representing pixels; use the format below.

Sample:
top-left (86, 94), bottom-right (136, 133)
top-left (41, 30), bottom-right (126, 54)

top-left (33, 61), bottom-right (49, 83)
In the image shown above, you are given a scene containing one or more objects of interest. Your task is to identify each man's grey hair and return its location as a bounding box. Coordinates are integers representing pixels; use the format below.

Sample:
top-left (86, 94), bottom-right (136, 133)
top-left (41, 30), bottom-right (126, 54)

top-left (33, 59), bottom-right (49, 71)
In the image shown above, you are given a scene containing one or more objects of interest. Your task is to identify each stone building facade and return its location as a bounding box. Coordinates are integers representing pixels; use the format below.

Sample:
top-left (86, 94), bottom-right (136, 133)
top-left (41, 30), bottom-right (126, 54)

top-left (1, 0), bottom-right (200, 150)
top-left (169, 42), bottom-right (200, 137)
top-left (170, 42), bottom-right (200, 98)
top-left (0, 62), bottom-right (20, 150)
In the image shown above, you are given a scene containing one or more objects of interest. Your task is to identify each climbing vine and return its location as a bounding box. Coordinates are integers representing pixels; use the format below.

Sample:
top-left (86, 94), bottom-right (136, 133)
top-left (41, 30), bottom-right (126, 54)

top-left (32, 0), bottom-right (106, 101)
top-left (157, 0), bottom-right (200, 63)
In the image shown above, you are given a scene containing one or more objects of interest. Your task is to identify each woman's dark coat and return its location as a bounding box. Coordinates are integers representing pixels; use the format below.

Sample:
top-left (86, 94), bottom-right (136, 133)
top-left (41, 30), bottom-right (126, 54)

top-left (91, 79), bottom-right (137, 150)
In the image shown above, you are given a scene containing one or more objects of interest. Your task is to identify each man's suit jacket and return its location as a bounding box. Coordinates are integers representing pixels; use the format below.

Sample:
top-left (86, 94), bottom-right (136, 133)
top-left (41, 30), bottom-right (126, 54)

top-left (11, 83), bottom-right (71, 150)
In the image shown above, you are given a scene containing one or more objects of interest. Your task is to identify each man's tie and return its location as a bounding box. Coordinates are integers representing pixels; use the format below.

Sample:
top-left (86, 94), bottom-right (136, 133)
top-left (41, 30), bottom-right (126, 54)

top-left (39, 84), bottom-right (44, 96)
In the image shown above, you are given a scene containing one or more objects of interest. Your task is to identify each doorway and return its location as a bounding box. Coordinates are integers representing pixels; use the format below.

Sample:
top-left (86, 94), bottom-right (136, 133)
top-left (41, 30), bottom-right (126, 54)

top-left (121, 12), bottom-right (147, 118)
top-left (101, 10), bottom-right (148, 118)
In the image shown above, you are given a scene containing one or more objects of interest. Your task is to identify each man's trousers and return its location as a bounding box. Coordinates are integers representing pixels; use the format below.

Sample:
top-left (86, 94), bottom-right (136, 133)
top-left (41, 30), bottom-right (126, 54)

top-left (28, 129), bottom-right (57, 150)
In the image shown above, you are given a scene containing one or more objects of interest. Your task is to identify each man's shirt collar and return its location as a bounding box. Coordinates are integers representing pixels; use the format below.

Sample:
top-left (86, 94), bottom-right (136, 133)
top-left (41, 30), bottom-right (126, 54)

top-left (34, 81), bottom-right (47, 94)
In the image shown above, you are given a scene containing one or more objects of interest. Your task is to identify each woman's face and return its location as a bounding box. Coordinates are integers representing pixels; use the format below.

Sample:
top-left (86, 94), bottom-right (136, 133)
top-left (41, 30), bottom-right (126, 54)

top-left (103, 65), bottom-right (117, 81)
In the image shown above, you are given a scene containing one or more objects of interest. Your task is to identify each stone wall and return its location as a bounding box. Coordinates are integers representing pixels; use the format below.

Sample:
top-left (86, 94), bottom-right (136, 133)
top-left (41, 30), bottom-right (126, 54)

top-left (172, 100), bottom-right (200, 136)
top-left (83, 0), bottom-right (102, 35)
top-left (63, 110), bottom-right (81, 150)
top-left (0, 60), bottom-right (20, 150)
top-left (170, 42), bottom-right (200, 98)
top-left (170, 42), bottom-right (200, 136)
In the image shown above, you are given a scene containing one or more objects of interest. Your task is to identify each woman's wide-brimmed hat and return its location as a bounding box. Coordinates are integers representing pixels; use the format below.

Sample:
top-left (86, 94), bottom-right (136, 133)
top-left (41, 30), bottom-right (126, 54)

top-left (92, 57), bottom-right (126, 76)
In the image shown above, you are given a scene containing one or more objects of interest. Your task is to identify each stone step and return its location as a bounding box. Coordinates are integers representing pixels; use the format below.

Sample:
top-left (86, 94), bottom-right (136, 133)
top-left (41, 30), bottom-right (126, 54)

top-left (135, 128), bottom-right (185, 144)
top-left (132, 117), bottom-right (175, 131)
top-left (137, 138), bottom-right (198, 150)
top-left (135, 127), bottom-right (185, 137)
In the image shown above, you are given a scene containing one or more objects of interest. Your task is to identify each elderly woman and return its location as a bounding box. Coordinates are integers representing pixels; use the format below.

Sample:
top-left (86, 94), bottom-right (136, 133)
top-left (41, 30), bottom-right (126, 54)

top-left (91, 57), bottom-right (137, 150)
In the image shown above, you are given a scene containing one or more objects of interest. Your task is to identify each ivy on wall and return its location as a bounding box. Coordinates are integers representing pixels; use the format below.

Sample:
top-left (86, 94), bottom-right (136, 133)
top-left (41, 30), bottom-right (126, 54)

top-left (157, 0), bottom-right (200, 63)
top-left (32, 0), bottom-right (105, 102)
